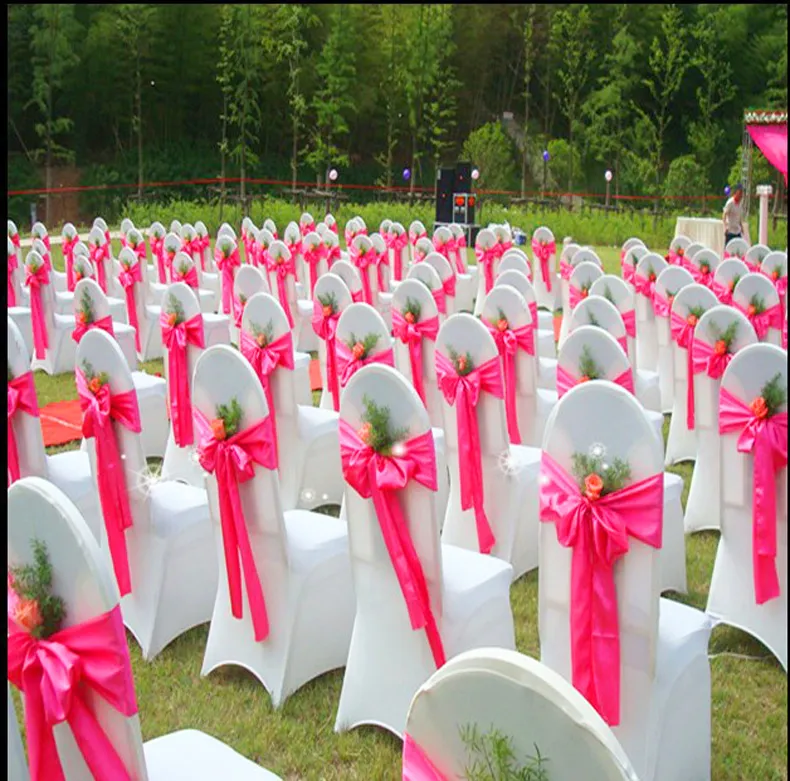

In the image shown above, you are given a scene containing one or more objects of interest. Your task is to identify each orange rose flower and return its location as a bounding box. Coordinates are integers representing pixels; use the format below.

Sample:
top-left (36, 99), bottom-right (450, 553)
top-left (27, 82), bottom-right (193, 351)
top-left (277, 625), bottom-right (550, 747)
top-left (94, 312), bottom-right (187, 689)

top-left (578, 375), bottom-right (590, 383)
top-left (256, 333), bottom-right (267, 348)
top-left (88, 377), bottom-right (102, 395)
top-left (167, 312), bottom-right (177, 327)
top-left (677, 248), bottom-right (685, 257)
top-left (14, 598), bottom-right (43, 633)
top-left (75, 271), bottom-right (83, 281)
top-left (584, 473), bottom-right (604, 501)
top-left (580, 289), bottom-right (588, 299)
top-left (405, 311), bottom-right (416, 325)
top-left (648, 273), bottom-right (656, 282)
top-left (497, 318), bottom-right (508, 332)
top-left (667, 293), bottom-right (674, 304)
top-left (772, 270), bottom-right (780, 281)
top-left (457, 355), bottom-right (468, 373)
top-left (687, 314), bottom-right (698, 327)
top-left (358, 422), bottom-right (373, 444)
top-left (352, 342), bottom-right (366, 360)
top-left (322, 304), bottom-right (333, 318)
top-left (276, 256), bottom-right (284, 266)
top-left (714, 340), bottom-right (727, 356)
top-left (210, 418), bottom-right (226, 440)
top-left (747, 305), bottom-right (756, 316)
top-left (750, 396), bottom-right (769, 420)
top-left (664, 254), bottom-right (670, 262)
top-left (77, 312), bottom-right (87, 324)
top-left (727, 280), bottom-right (736, 292)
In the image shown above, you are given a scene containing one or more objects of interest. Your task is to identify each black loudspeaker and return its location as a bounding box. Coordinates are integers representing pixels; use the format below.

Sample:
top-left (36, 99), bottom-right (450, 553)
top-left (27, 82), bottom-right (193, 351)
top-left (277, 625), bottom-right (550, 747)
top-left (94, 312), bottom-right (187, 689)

top-left (436, 167), bottom-right (455, 224)
top-left (454, 161), bottom-right (472, 194)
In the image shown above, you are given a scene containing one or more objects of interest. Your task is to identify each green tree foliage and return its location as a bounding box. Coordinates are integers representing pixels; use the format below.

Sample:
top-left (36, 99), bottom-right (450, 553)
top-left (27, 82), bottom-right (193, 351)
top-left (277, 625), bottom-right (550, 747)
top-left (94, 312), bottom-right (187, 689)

top-left (461, 123), bottom-right (517, 191)
top-left (663, 155), bottom-right (711, 208)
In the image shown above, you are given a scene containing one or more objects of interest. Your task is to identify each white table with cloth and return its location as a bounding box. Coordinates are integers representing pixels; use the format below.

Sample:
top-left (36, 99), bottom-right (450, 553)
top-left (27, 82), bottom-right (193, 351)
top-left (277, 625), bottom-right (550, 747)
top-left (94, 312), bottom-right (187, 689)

top-left (674, 217), bottom-right (751, 256)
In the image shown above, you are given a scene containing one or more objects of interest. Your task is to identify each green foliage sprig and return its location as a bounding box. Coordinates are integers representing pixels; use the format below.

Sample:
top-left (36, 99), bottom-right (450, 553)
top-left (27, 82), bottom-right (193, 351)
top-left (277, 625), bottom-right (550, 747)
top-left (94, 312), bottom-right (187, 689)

top-left (344, 332), bottom-right (380, 360)
top-left (448, 344), bottom-right (474, 376)
top-left (77, 287), bottom-right (94, 325)
top-left (572, 449), bottom-right (632, 498)
top-left (8, 538), bottom-right (66, 640)
top-left (460, 723), bottom-right (549, 781)
top-left (165, 293), bottom-right (186, 326)
top-left (250, 319), bottom-right (275, 347)
top-left (215, 397), bottom-right (243, 439)
top-left (8, 362), bottom-right (14, 382)
top-left (578, 344), bottom-right (602, 380)
top-left (357, 394), bottom-right (408, 456)
top-left (756, 373), bottom-right (787, 419)
top-left (317, 291), bottom-right (339, 315)
top-left (81, 359), bottom-right (110, 390)
top-left (747, 293), bottom-right (766, 316)
top-left (708, 319), bottom-right (738, 352)
top-left (402, 296), bottom-right (422, 322)
top-left (686, 304), bottom-right (707, 323)
top-left (602, 283), bottom-right (615, 305)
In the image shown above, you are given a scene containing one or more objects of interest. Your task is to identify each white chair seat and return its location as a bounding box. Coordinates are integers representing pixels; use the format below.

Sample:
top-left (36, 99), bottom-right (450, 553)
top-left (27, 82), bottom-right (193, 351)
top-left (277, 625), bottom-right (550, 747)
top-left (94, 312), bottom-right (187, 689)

top-left (284, 510), bottom-right (349, 574)
top-left (149, 481), bottom-right (211, 537)
top-left (538, 356), bottom-right (558, 389)
top-left (298, 404), bottom-right (339, 439)
top-left (537, 328), bottom-right (557, 359)
top-left (538, 310), bottom-right (554, 330)
top-left (8, 307), bottom-right (33, 359)
top-left (296, 299), bottom-right (320, 353)
top-left (636, 369), bottom-right (662, 413)
top-left (144, 729), bottom-right (283, 781)
top-left (441, 543), bottom-right (515, 623)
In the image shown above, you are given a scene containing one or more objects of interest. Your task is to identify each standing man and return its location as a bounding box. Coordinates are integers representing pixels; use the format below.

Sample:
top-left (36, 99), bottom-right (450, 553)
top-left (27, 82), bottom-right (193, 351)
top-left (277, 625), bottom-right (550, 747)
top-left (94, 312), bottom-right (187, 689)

top-left (723, 183), bottom-right (745, 247)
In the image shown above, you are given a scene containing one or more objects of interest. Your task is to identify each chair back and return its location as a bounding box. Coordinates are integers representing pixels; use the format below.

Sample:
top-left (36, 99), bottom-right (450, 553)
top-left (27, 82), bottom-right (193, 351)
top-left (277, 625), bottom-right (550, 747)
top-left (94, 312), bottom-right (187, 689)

top-left (669, 235), bottom-right (690, 253)
top-left (745, 243), bottom-right (770, 270)
top-left (568, 296), bottom-right (628, 349)
top-left (724, 237), bottom-right (749, 259)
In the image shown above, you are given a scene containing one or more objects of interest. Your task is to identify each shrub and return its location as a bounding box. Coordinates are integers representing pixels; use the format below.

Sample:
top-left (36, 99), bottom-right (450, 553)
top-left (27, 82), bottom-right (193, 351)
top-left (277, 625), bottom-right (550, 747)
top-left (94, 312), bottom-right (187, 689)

top-left (663, 155), bottom-right (711, 210)
top-left (461, 123), bottom-right (518, 192)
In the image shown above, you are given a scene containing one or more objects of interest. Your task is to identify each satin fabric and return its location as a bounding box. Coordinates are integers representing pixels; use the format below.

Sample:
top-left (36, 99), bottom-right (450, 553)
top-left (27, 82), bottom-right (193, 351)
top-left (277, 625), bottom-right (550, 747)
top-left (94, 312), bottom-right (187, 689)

top-left (194, 409), bottom-right (277, 642)
top-left (392, 310), bottom-right (440, 405)
top-left (434, 351), bottom-right (504, 554)
top-left (8, 249), bottom-right (18, 306)
top-left (388, 233), bottom-right (409, 281)
top-left (531, 239), bottom-right (556, 292)
top-left (312, 301), bottom-right (341, 411)
top-left (556, 365), bottom-right (635, 398)
top-left (7, 605), bottom-right (139, 781)
top-left (670, 311), bottom-right (699, 430)
top-left (336, 342), bottom-right (395, 387)
top-left (539, 451), bottom-right (663, 726)
top-left (350, 246), bottom-right (376, 305)
top-left (72, 314), bottom-right (115, 344)
top-left (76, 369), bottom-right (141, 597)
top-left (402, 734), bottom-right (447, 781)
top-left (25, 263), bottom-right (50, 360)
top-left (214, 247), bottom-right (241, 315)
top-left (171, 264), bottom-right (199, 288)
top-left (339, 420), bottom-right (444, 667)
top-left (719, 387), bottom-right (788, 605)
top-left (302, 244), bottom-right (327, 298)
top-left (271, 255), bottom-right (297, 329)
top-left (7, 371), bottom-right (39, 485)
top-left (118, 261), bottom-right (143, 353)
top-left (89, 244), bottom-right (110, 294)
top-left (690, 338), bottom-right (733, 380)
top-left (475, 246), bottom-right (499, 295)
top-left (149, 236), bottom-right (167, 283)
top-left (734, 301), bottom-right (783, 341)
top-left (62, 236), bottom-right (78, 292)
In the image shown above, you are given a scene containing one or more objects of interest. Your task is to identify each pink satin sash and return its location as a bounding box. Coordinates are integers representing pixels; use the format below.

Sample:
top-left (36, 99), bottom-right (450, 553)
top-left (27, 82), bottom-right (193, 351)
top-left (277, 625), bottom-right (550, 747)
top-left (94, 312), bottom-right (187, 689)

top-left (239, 329), bottom-right (294, 469)
top-left (670, 311), bottom-right (698, 429)
top-left (194, 409), bottom-right (277, 641)
top-left (8, 251), bottom-right (18, 306)
top-left (72, 314), bottom-right (115, 344)
top-left (712, 279), bottom-right (734, 306)
top-left (622, 263), bottom-right (635, 285)
top-left (149, 236), bottom-right (166, 283)
top-left (556, 365), bottom-right (635, 398)
top-left (633, 274), bottom-right (657, 305)
top-left (25, 264), bottom-right (50, 359)
top-left (539, 451), bottom-right (663, 726)
top-left (90, 244), bottom-right (109, 294)
top-left (215, 247), bottom-right (241, 315)
top-left (532, 239), bottom-right (556, 292)
top-left (300, 220), bottom-right (316, 237)
top-left (350, 247), bottom-right (376, 305)
top-left (435, 352), bottom-right (504, 554)
top-left (620, 309), bottom-right (636, 339)
top-left (172, 264), bottom-right (199, 288)
top-left (374, 248), bottom-right (390, 292)
top-left (485, 321), bottom-right (534, 444)
top-left (392, 310), bottom-right (439, 405)
top-left (302, 244), bottom-right (327, 299)
top-left (719, 388), bottom-right (788, 605)
top-left (652, 292), bottom-right (673, 319)
top-left (161, 312), bottom-right (205, 447)
top-left (76, 370), bottom-right (141, 596)
top-left (8, 371), bottom-right (39, 485)
top-left (312, 301), bottom-right (341, 411)
top-left (7, 605), bottom-right (139, 781)
top-left (568, 285), bottom-right (589, 311)
top-left (119, 263), bottom-right (143, 352)
top-left (735, 301), bottom-right (783, 341)
top-left (402, 734), bottom-right (448, 781)
top-left (560, 259), bottom-right (573, 282)
top-left (691, 338), bottom-right (732, 379)
top-left (336, 342), bottom-right (394, 387)
top-left (339, 420), bottom-right (444, 667)
top-left (475, 246), bottom-right (498, 294)
top-left (272, 256), bottom-right (296, 328)
top-left (62, 236), bottom-right (77, 292)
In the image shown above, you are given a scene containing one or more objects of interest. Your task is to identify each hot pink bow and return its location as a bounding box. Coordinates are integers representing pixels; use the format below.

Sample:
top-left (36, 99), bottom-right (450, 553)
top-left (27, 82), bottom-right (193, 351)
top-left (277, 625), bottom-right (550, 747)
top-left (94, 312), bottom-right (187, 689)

top-left (617, 309), bottom-right (636, 339)
top-left (670, 311), bottom-right (698, 429)
top-left (271, 254), bottom-right (296, 328)
top-left (339, 419), bottom-right (444, 667)
top-left (540, 451), bottom-right (663, 725)
top-left (485, 321), bottom-right (534, 445)
top-left (389, 233), bottom-right (410, 280)
top-left (568, 285), bottom-right (590, 311)
top-left (302, 243), bottom-right (327, 298)
top-left (410, 230), bottom-right (427, 247)
top-left (326, 244), bottom-right (342, 267)
top-left (89, 243), bottom-right (109, 294)
top-left (652, 292), bottom-right (674, 319)
top-left (7, 605), bottom-right (139, 781)
top-left (300, 220), bottom-right (316, 237)
top-left (232, 295), bottom-right (246, 329)
top-left (172, 264), bottom-right (199, 288)
top-left (402, 734), bottom-right (447, 781)
top-left (8, 371), bottom-right (39, 485)
top-left (62, 236), bottom-right (78, 292)
top-left (691, 265), bottom-right (714, 289)
top-left (336, 341), bottom-right (395, 387)
top-left (8, 250), bottom-right (18, 306)
top-left (392, 310), bottom-right (439, 405)
top-left (149, 236), bottom-right (167, 283)
top-left (719, 387), bottom-right (788, 605)
top-left (413, 248), bottom-right (427, 265)
top-left (556, 365), bottom-right (634, 398)
top-left (76, 370), bottom-right (141, 597)
top-left (435, 352), bottom-right (504, 554)
top-left (25, 264), bottom-right (50, 359)
top-left (161, 312), bottom-right (205, 447)
top-left (181, 237), bottom-right (198, 260)
top-left (374, 247), bottom-right (390, 292)
top-left (445, 237), bottom-right (465, 275)
top-left (532, 239), bottom-right (556, 292)
top-left (691, 338), bottom-right (732, 380)
top-left (196, 234), bottom-right (211, 270)
top-left (633, 273), bottom-right (657, 304)
top-left (351, 288), bottom-right (363, 303)
top-left (712, 279), bottom-right (734, 306)
top-left (285, 240), bottom-right (303, 263)
top-left (621, 263), bottom-right (635, 285)
top-left (194, 409), bottom-right (276, 642)
top-left (214, 247), bottom-right (241, 315)
top-left (761, 268), bottom-right (788, 302)
top-left (560, 259), bottom-right (574, 282)
top-left (312, 301), bottom-right (341, 411)
top-left (239, 329), bottom-right (294, 469)
top-left (72, 314), bottom-right (115, 344)
top-left (119, 262), bottom-right (143, 352)
top-left (327, 223), bottom-right (337, 236)
top-left (350, 246), bottom-right (376, 304)
top-left (735, 301), bottom-right (784, 341)
top-left (475, 246), bottom-right (499, 294)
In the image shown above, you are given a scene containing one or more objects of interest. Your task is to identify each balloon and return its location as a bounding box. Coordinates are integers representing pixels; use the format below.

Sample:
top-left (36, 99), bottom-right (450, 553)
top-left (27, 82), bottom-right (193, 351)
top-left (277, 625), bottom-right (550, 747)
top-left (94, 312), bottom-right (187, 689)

top-left (402, 168), bottom-right (411, 181)
top-left (604, 170), bottom-right (613, 182)
top-left (542, 150), bottom-right (550, 162)
top-left (471, 169), bottom-right (480, 181)
top-left (724, 185), bottom-right (731, 196)
top-left (329, 169), bottom-right (338, 182)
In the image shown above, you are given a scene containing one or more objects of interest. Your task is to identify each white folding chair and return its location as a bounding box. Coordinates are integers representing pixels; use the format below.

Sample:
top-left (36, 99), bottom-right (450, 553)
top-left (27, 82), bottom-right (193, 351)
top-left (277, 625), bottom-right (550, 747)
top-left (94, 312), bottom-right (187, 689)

top-left (230, 264), bottom-right (270, 345)
top-left (313, 273), bottom-right (353, 412)
top-left (540, 382), bottom-right (712, 781)
top-left (633, 253), bottom-right (668, 373)
top-left (531, 225), bottom-right (559, 311)
top-left (733, 272), bottom-right (783, 346)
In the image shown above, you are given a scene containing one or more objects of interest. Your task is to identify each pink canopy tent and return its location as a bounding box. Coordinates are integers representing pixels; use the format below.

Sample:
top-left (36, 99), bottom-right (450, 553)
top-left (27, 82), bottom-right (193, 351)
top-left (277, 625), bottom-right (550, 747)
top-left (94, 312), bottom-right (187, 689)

top-left (745, 110), bottom-right (788, 185)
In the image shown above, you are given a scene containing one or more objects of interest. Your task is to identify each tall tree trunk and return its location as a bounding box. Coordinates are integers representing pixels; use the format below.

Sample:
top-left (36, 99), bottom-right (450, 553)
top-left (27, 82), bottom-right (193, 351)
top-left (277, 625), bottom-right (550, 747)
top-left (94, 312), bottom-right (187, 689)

top-left (136, 48), bottom-right (143, 199)
top-left (220, 92), bottom-right (227, 222)
top-left (291, 110), bottom-right (298, 194)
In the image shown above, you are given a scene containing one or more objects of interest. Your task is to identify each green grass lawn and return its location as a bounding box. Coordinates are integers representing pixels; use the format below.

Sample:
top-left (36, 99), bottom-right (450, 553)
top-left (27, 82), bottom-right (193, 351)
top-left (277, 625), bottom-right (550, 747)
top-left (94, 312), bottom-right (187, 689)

top-left (13, 241), bottom-right (787, 780)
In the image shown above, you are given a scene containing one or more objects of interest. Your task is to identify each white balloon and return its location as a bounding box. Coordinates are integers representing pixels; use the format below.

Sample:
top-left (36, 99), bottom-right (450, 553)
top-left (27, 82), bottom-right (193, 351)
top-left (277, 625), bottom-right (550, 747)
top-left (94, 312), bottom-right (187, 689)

top-left (604, 170), bottom-right (613, 182)
top-left (328, 169), bottom-right (339, 182)
top-left (471, 169), bottom-right (480, 180)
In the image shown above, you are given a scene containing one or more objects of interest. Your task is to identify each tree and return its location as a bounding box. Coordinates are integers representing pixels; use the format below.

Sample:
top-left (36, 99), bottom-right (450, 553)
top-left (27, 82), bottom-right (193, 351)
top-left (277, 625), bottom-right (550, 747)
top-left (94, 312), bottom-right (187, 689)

top-left (629, 5), bottom-right (690, 195)
top-left (520, 5), bottom-right (537, 197)
top-left (663, 154), bottom-right (710, 209)
top-left (27, 4), bottom-right (81, 222)
top-left (551, 5), bottom-right (595, 192)
top-left (686, 8), bottom-right (736, 184)
top-left (306, 5), bottom-right (357, 186)
top-left (461, 123), bottom-right (517, 192)
top-left (581, 6), bottom-right (638, 197)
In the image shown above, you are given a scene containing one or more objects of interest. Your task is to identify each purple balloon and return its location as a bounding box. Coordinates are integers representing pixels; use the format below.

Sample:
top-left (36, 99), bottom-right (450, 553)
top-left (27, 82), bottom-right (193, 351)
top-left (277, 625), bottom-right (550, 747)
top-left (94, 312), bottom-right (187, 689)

top-left (543, 150), bottom-right (550, 162)
top-left (403, 168), bottom-right (411, 181)
top-left (724, 185), bottom-right (731, 196)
